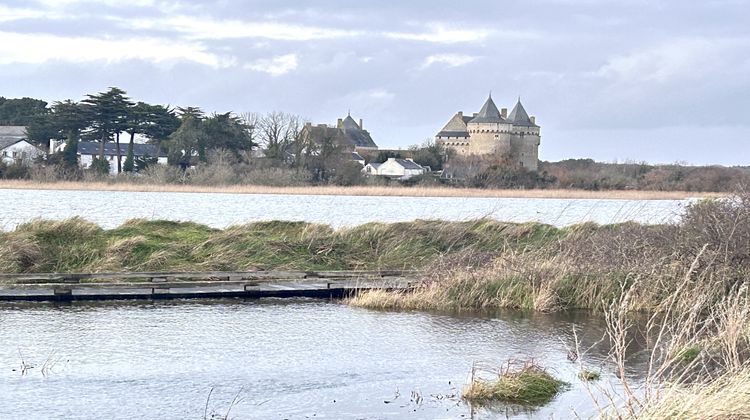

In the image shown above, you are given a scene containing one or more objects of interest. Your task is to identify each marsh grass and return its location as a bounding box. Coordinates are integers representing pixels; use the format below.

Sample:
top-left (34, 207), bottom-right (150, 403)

top-left (0, 217), bottom-right (561, 274)
top-left (462, 360), bottom-right (567, 406)
top-left (0, 179), bottom-right (722, 200)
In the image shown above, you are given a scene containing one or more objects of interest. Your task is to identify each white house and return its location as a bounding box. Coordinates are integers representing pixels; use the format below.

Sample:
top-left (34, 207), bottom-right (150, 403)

top-left (0, 126), bottom-right (44, 165)
top-left (362, 157), bottom-right (427, 180)
top-left (50, 140), bottom-right (168, 174)
top-left (362, 162), bottom-right (381, 175)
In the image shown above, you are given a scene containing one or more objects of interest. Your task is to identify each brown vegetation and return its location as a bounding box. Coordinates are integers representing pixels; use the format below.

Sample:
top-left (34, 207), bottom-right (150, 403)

top-left (348, 191), bottom-right (750, 417)
top-left (0, 179), bottom-right (722, 200)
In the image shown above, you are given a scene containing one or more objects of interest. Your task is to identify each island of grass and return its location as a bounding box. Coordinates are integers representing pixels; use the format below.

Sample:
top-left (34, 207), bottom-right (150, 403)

top-left (463, 362), bottom-right (567, 406)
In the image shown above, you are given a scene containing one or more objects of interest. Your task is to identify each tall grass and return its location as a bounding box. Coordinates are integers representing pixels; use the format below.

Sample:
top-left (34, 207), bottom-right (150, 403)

top-left (0, 218), bottom-right (558, 274)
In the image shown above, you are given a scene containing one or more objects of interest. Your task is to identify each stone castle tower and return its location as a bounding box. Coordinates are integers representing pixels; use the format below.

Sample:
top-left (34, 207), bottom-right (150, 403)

top-left (435, 95), bottom-right (541, 170)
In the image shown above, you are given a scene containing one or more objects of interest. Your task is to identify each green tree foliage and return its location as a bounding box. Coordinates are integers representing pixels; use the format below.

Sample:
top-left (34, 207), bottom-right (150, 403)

top-left (123, 141), bottom-right (135, 172)
top-left (89, 157), bottom-right (110, 175)
top-left (166, 109), bottom-right (255, 167)
top-left (410, 139), bottom-right (448, 171)
top-left (82, 87), bottom-right (133, 172)
top-left (202, 112), bottom-right (256, 159)
top-left (376, 150), bottom-right (402, 162)
top-left (167, 114), bottom-right (205, 168)
top-left (0, 97), bottom-right (48, 125)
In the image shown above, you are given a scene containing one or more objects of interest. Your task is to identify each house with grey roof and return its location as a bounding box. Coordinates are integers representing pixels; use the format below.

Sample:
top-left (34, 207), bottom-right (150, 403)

top-left (435, 94), bottom-right (541, 170)
top-left (0, 126), bottom-right (44, 165)
top-left (49, 140), bottom-right (168, 174)
top-left (363, 157), bottom-right (427, 180)
top-left (302, 113), bottom-right (378, 153)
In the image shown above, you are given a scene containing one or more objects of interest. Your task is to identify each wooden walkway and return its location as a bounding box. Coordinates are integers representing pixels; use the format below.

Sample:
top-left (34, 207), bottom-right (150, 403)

top-left (0, 270), bottom-right (419, 302)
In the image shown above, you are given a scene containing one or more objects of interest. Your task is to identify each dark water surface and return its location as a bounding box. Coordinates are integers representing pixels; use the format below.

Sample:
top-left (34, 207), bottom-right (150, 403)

top-left (0, 299), bottom-right (649, 419)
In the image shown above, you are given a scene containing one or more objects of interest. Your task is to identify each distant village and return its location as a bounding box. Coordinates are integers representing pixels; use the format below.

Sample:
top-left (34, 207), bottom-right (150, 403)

top-left (1, 92), bottom-right (540, 181)
top-left (3, 90), bottom-right (746, 192)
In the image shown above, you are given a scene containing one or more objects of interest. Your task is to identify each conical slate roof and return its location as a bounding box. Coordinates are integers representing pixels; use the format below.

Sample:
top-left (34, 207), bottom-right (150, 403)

top-left (469, 95), bottom-right (505, 124)
top-left (342, 115), bottom-right (360, 130)
top-left (508, 99), bottom-right (536, 126)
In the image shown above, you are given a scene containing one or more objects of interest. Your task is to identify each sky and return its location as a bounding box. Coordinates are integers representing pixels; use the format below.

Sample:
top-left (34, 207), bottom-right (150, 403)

top-left (1, 0), bottom-right (749, 165)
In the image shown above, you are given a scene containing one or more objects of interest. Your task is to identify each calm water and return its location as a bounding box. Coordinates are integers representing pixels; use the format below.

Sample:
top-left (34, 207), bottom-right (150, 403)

top-left (0, 299), bottom-right (649, 419)
top-left (0, 188), bottom-right (689, 230)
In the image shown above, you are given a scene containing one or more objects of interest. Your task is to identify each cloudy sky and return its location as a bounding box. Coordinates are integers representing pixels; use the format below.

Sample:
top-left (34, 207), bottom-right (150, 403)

top-left (1, 0), bottom-right (749, 165)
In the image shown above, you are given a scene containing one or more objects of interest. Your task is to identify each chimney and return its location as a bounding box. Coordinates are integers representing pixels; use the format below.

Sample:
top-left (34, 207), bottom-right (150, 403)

top-left (359, 118), bottom-right (363, 129)
top-left (317, 124), bottom-right (327, 128)
top-left (530, 116), bottom-right (536, 124)
top-left (501, 108), bottom-right (507, 118)
top-left (457, 111), bottom-right (463, 117)
top-left (337, 118), bottom-right (343, 128)
top-left (304, 122), bottom-right (312, 128)
top-left (473, 112), bottom-right (478, 117)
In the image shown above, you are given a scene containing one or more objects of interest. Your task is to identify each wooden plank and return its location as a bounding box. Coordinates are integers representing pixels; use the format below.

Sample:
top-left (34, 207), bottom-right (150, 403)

top-left (0, 270), bottom-right (419, 284)
top-left (0, 277), bottom-right (416, 290)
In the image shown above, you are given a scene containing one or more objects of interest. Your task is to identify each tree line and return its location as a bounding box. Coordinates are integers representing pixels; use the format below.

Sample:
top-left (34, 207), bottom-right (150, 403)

top-left (2, 88), bottom-right (423, 183)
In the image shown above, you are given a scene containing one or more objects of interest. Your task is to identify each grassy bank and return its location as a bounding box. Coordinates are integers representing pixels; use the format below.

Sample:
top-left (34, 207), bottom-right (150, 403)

top-left (0, 217), bottom-right (567, 274)
top-left (0, 179), bottom-right (723, 200)
top-left (346, 192), bottom-right (750, 417)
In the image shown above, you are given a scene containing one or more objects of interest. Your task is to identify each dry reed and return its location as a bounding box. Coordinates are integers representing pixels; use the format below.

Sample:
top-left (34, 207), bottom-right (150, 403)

top-left (0, 179), bottom-right (722, 200)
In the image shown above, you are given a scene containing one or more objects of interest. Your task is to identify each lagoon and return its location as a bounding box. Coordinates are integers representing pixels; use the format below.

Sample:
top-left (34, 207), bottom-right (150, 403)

top-left (0, 299), bottom-right (648, 419)
top-left (0, 188), bottom-right (689, 230)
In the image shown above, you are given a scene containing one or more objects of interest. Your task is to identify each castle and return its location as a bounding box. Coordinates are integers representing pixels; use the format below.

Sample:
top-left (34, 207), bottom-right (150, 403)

top-left (435, 95), bottom-right (541, 171)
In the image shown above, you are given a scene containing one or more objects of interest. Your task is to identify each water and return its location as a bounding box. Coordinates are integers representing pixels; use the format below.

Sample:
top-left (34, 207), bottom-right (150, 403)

top-left (0, 299), bottom-right (649, 419)
top-left (0, 188), bottom-right (690, 230)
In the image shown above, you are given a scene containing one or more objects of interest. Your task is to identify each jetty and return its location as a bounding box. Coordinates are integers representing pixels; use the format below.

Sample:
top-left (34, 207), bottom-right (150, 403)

top-left (0, 270), bottom-right (418, 302)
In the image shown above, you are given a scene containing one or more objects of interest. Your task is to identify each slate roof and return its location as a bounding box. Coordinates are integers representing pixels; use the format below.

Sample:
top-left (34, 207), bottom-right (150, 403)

top-left (469, 95), bottom-right (506, 124)
top-left (0, 126), bottom-right (28, 149)
top-left (437, 112), bottom-right (471, 137)
top-left (507, 100), bottom-right (537, 127)
top-left (351, 151), bottom-right (365, 161)
top-left (0, 138), bottom-right (24, 149)
top-left (304, 122), bottom-right (378, 150)
top-left (436, 130), bottom-right (470, 138)
top-left (342, 115), bottom-right (360, 130)
top-left (393, 158), bottom-right (424, 170)
top-left (77, 141), bottom-right (167, 157)
top-left (367, 162), bottom-right (381, 169)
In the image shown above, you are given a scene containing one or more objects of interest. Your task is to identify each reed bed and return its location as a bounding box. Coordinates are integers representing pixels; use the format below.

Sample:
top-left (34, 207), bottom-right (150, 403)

top-left (0, 179), bottom-right (721, 200)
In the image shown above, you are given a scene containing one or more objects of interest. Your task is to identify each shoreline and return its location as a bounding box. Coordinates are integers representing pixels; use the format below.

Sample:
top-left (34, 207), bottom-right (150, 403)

top-left (0, 180), bottom-right (724, 200)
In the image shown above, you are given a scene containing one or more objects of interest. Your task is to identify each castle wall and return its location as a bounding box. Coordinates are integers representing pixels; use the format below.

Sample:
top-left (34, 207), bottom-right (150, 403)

top-left (435, 102), bottom-right (541, 171)
top-left (466, 122), bottom-right (511, 155)
top-left (510, 133), bottom-right (540, 171)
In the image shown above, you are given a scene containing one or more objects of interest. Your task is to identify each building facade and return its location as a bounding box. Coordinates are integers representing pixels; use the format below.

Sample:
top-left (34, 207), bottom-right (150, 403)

top-left (302, 113), bottom-right (378, 152)
top-left (0, 126), bottom-right (44, 165)
top-left (50, 140), bottom-right (168, 174)
top-left (435, 95), bottom-right (541, 171)
top-left (362, 157), bottom-right (426, 180)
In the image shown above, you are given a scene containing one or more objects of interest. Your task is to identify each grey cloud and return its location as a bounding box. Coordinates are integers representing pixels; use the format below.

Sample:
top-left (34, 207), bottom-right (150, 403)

top-left (0, 0), bottom-right (748, 164)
